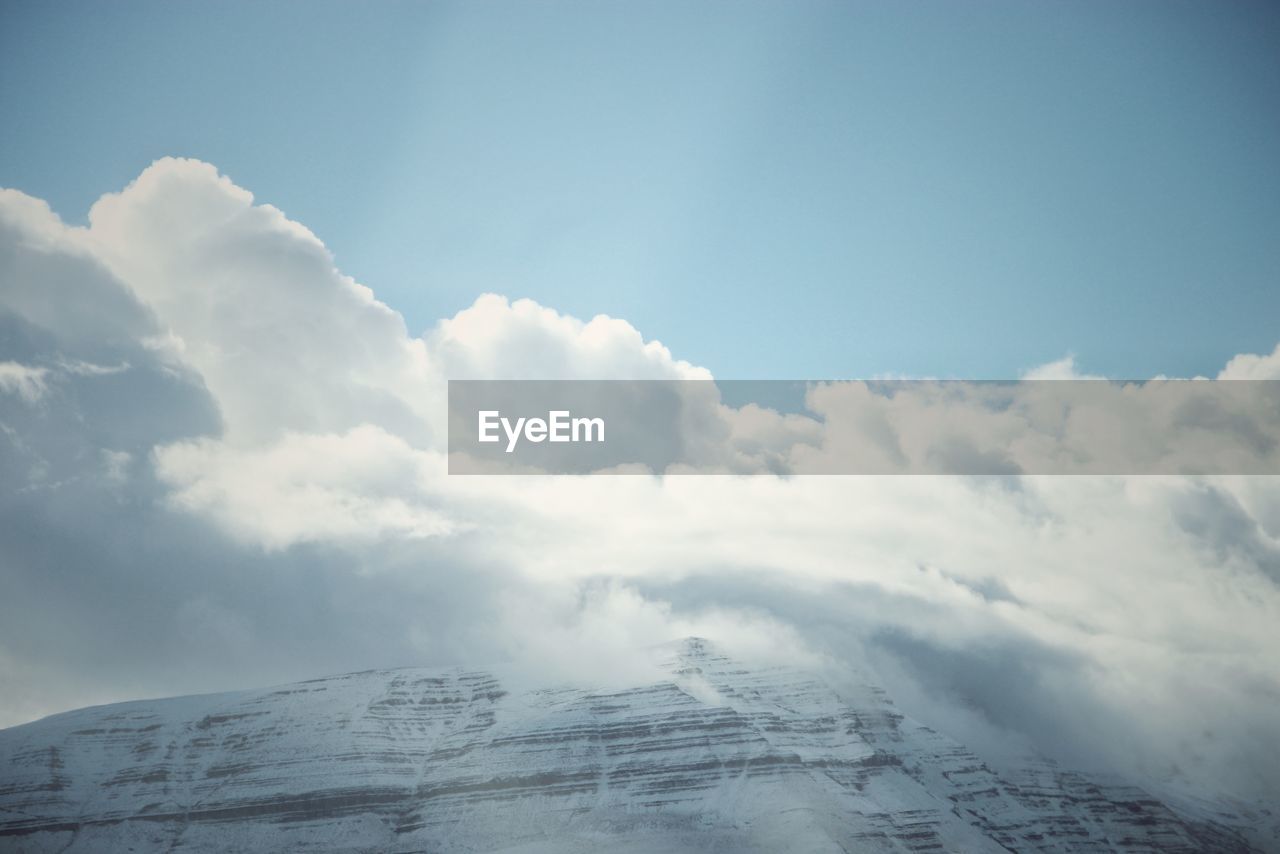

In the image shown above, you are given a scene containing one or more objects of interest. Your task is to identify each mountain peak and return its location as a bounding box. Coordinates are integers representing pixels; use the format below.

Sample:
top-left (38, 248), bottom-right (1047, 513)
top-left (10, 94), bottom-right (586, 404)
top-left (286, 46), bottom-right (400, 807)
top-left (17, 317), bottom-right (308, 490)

top-left (0, 652), bottom-right (1270, 852)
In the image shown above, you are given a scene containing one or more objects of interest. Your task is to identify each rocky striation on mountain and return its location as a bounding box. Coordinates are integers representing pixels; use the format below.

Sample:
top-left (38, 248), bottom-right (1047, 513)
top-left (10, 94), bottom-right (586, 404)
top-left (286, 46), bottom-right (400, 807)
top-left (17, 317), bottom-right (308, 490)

top-left (0, 639), bottom-right (1273, 852)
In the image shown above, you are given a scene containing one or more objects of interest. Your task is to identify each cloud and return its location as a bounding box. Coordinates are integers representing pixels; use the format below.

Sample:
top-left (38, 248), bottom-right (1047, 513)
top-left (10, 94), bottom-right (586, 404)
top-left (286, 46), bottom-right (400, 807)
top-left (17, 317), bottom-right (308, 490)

top-left (1021, 353), bottom-right (1105, 380)
top-left (0, 361), bottom-right (49, 401)
top-left (84, 158), bottom-right (435, 447)
top-left (1, 160), bottom-right (1279, 807)
top-left (784, 379), bottom-right (1280, 475)
top-left (1219, 342), bottom-right (1280, 380)
top-left (155, 427), bottom-right (458, 550)
top-left (0, 187), bottom-right (221, 496)
top-left (427, 293), bottom-right (710, 381)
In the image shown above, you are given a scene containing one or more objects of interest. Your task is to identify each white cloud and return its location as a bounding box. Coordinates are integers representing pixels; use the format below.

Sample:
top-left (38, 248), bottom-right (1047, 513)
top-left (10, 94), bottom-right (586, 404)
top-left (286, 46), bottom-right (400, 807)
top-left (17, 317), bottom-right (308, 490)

top-left (2, 159), bottom-right (1280, 804)
top-left (84, 157), bottom-right (436, 446)
top-left (0, 360), bottom-right (131, 404)
top-left (427, 293), bottom-right (710, 381)
top-left (782, 379), bottom-right (1280, 475)
top-left (1219, 342), bottom-right (1280, 380)
top-left (1021, 353), bottom-right (1105, 380)
top-left (155, 427), bottom-right (458, 550)
top-left (0, 361), bottom-right (50, 401)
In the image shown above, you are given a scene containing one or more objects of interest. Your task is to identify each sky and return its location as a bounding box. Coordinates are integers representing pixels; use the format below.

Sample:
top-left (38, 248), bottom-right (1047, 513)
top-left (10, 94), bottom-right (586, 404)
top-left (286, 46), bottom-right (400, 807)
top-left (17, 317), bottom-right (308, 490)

top-left (3, 0), bottom-right (1279, 380)
top-left (3, 0), bottom-right (1280, 810)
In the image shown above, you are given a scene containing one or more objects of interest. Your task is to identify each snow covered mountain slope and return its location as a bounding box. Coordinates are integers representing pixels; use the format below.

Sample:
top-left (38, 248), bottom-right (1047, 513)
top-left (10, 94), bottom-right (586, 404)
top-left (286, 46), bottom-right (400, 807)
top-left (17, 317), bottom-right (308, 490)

top-left (0, 639), bottom-right (1273, 852)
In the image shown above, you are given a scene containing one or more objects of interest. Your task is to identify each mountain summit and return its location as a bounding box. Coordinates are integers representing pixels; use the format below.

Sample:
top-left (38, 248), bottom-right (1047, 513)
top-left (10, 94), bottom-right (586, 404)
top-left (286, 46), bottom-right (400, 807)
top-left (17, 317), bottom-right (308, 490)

top-left (0, 639), bottom-right (1271, 852)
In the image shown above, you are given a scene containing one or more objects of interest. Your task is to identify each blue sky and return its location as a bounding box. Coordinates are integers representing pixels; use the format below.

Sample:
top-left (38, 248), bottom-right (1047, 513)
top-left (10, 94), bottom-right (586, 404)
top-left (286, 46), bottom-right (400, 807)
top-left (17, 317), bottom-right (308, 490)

top-left (3, 0), bottom-right (1278, 379)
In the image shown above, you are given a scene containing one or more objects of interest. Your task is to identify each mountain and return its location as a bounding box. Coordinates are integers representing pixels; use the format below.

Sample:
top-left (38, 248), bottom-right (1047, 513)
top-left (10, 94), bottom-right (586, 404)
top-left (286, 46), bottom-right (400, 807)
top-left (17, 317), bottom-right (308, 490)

top-left (0, 639), bottom-right (1273, 853)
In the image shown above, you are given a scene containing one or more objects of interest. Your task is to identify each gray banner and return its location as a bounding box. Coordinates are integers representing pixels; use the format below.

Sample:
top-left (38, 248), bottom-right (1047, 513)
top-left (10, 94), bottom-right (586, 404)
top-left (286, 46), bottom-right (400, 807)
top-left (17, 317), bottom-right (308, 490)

top-left (448, 379), bottom-right (1280, 475)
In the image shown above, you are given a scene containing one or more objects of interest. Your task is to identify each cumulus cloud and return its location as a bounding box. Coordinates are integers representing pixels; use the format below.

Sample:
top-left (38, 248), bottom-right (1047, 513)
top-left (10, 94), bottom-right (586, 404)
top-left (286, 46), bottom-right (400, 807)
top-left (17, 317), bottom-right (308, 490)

top-left (156, 428), bottom-right (457, 550)
top-left (1219, 342), bottom-right (1280, 380)
top-left (83, 158), bottom-right (435, 447)
top-left (1020, 353), bottom-right (1105, 380)
top-left (427, 292), bottom-right (710, 381)
top-left (1, 160), bottom-right (1279, 808)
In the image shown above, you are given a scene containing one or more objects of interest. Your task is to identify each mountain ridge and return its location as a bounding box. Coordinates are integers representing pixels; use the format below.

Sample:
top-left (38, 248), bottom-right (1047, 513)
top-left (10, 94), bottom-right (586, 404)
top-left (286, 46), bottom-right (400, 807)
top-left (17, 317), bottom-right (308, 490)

top-left (0, 638), bottom-right (1272, 852)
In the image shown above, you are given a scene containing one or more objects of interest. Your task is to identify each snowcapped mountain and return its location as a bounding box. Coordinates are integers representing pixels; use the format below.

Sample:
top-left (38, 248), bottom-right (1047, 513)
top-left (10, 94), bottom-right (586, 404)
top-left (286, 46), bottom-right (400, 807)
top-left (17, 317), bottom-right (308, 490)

top-left (0, 639), bottom-right (1273, 853)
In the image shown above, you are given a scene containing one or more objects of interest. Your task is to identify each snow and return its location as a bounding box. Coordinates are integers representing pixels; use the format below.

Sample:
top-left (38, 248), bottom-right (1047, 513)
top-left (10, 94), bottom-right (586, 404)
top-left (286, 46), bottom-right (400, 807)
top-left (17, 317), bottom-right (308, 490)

top-left (0, 639), bottom-right (1270, 852)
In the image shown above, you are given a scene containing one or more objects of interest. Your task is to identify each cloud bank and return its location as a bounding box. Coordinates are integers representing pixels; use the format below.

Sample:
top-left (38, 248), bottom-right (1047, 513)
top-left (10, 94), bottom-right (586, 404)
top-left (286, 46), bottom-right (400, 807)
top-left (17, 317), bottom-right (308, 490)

top-left (2, 159), bottom-right (1279, 804)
